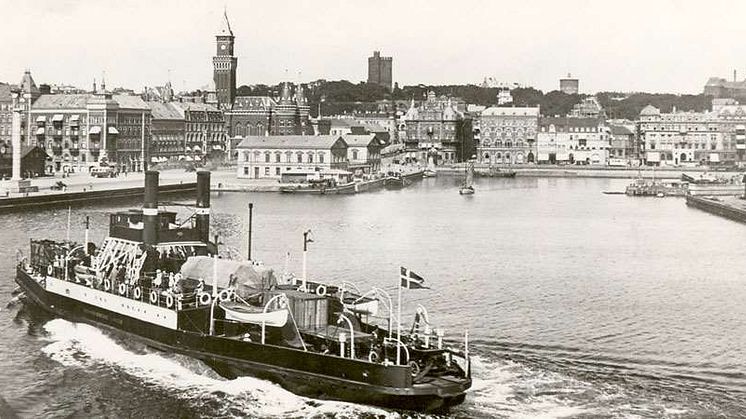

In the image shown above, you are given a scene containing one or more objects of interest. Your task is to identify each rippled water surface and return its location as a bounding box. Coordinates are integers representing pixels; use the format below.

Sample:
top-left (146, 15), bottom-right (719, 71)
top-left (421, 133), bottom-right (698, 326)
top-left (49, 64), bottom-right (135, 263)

top-left (2, 176), bottom-right (746, 418)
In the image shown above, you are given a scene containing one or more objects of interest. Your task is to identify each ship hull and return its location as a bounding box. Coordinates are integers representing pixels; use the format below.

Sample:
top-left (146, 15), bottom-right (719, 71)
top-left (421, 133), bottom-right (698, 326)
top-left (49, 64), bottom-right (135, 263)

top-left (15, 268), bottom-right (469, 412)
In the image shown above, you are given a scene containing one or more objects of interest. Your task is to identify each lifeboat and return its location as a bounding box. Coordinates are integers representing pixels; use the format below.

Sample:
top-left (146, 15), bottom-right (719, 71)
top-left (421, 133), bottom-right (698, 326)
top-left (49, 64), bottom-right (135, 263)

top-left (219, 301), bottom-right (289, 327)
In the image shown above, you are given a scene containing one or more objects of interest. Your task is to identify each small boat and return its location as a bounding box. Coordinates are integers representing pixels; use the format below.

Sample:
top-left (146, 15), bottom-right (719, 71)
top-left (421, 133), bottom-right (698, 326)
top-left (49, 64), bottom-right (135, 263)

top-left (343, 296), bottom-right (379, 316)
top-left (384, 172), bottom-right (409, 189)
top-left (459, 158), bottom-right (476, 195)
top-left (423, 169), bottom-right (437, 178)
top-left (220, 301), bottom-right (289, 327)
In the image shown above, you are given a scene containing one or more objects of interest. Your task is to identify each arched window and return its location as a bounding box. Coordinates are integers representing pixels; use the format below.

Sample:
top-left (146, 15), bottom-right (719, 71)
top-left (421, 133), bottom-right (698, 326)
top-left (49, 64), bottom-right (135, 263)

top-left (483, 152), bottom-right (490, 162)
top-left (243, 151), bottom-right (250, 162)
top-left (352, 149), bottom-right (359, 160)
top-left (318, 152), bottom-right (325, 163)
top-left (297, 152), bottom-right (303, 163)
top-left (275, 152), bottom-right (281, 163)
top-left (264, 152), bottom-right (270, 163)
top-left (234, 123), bottom-right (245, 137)
top-left (307, 152), bottom-right (314, 163)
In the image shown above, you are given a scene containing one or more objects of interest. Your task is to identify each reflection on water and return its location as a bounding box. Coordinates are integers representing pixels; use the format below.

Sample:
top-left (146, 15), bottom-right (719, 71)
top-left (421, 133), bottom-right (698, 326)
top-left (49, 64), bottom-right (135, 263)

top-left (1, 176), bottom-right (745, 417)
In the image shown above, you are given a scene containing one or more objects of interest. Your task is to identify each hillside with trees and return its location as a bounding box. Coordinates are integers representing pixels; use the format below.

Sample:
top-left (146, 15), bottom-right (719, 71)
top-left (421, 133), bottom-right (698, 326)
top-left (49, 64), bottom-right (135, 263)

top-left (233, 81), bottom-right (713, 119)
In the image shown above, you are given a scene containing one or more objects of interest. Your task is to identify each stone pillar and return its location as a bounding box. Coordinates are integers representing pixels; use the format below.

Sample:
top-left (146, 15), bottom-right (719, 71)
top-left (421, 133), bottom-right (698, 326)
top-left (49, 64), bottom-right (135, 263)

top-left (11, 107), bottom-right (22, 181)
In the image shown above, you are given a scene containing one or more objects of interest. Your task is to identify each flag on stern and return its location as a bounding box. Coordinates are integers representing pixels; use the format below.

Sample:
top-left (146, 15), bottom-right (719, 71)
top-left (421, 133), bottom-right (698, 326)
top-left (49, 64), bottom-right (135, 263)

top-left (400, 267), bottom-right (429, 289)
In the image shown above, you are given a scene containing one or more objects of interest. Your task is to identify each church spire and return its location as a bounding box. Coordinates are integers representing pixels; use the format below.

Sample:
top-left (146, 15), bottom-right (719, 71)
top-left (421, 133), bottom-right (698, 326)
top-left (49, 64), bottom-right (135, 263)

top-left (219, 6), bottom-right (233, 36)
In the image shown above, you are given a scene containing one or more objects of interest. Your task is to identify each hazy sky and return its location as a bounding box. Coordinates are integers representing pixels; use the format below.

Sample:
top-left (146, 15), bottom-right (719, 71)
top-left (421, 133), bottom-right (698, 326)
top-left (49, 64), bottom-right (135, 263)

top-left (1, 0), bottom-right (745, 94)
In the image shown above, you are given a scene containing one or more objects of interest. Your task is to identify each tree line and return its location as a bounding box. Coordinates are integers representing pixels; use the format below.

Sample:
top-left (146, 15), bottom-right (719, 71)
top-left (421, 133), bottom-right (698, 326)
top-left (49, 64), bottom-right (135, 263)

top-left (233, 81), bottom-right (713, 120)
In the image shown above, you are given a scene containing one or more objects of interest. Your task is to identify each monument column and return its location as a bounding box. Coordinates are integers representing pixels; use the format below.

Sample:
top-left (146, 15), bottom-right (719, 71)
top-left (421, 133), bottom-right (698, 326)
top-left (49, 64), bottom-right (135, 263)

top-left (10, 91), bottom-right (22, 181)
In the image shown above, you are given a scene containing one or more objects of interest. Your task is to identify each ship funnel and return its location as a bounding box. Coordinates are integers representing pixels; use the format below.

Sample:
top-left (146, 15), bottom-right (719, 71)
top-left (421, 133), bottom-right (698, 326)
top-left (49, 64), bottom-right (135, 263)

top-left (143, 170), bottom-right (159, 245)
top-left (196, 171), bottom-right (210, 243)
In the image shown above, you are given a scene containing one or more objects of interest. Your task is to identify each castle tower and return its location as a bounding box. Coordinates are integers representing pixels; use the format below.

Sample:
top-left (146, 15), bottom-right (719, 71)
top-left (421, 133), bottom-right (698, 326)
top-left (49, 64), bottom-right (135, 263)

top-left (213, 9), bottom-right (237, 110)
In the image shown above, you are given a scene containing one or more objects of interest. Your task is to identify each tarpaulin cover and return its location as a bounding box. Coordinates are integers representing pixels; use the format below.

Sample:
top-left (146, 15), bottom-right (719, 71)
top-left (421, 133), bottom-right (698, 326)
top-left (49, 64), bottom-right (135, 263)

top-left (179, 256), bottom-right (277, 298)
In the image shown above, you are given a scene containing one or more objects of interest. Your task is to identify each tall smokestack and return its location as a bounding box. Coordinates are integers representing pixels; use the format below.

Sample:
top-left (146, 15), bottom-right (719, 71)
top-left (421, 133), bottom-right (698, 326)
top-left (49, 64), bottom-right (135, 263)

top-left (143, 171), bottom-right (159, 245)
top-left (195, 171), bottom-right (210, 243)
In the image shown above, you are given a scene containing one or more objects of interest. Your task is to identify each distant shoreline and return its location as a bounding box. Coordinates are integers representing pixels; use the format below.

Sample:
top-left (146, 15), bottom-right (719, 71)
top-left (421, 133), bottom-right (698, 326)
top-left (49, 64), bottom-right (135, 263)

top-left (434, 165), bottom-right (745, 179)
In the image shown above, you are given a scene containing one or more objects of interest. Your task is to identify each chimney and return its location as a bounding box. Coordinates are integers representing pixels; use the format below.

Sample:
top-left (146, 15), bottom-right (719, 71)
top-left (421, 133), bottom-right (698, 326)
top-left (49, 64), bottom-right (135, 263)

top-left (195, 171), bottom-right (211, 243)
top-left (143, 171), bottom-right (160, 245)
top-left (735, 69), bottom-right (738, 82)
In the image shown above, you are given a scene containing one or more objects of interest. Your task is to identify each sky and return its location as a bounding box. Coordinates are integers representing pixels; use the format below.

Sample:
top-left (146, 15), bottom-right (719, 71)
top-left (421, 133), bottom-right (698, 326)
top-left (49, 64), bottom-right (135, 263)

top-left (1, 0), bottom-right (745, 94)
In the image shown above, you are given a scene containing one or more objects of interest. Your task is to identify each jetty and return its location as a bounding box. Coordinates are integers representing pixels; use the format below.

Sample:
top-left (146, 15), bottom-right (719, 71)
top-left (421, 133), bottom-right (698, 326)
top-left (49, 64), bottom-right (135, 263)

top-left (686, 195), bottom-right (746, 224)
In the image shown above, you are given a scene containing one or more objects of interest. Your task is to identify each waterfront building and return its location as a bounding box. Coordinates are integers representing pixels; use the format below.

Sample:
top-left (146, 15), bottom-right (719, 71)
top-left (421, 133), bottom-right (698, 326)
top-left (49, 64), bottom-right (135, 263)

top-left (367, 51), bottom-right (393, 91)
top-left (28, 85), bottom-right (151, 173)
top-left (0, 146), bottom-right (48, 178)
top-left (235, 135), bottom-right (348, 179)
top-left (146, 101), bottom-right (185, 163)
top-left (637, 105), bottom-right (727, 166)
top-left (560, 73), bottom-right (579, 94)
top-left (537, 117), bottom-right (609, 165)
top-left (608, 124), bottom-right (635, 162)
top-left (172, 102), bottom-right (227, 161)
top-left (476, 106), bottom-right (539, 165)
top-left (402, 92), bottom-right (473, 164)
top-left (344, 134), bottom-right (384, 174)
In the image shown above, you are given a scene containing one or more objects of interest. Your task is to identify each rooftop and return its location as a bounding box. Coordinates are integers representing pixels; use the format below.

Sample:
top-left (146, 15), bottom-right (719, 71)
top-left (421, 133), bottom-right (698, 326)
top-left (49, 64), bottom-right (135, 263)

top-left (237, 135), bottom-right (345, 150)
top-left (539, 116), bottom-right (604, 128)
top-left (147, 102), bottom-right (183, 120)
top-left (32, 94), bottom-right (90, 109)
top-left (112, 94), bottom-right (149, 110)
top-left (482, 106), bottom-right (540, 117)
top-left (172, 101), bottom-right (220, 112)
top-left (343, 134), bottom-right (380, 147)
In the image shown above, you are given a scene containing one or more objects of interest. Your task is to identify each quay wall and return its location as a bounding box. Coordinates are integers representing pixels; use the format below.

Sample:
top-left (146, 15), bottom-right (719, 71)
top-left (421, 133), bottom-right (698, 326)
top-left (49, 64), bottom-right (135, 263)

top-left (686, 195), bottom-right (746, 223)
top-left (0, 183), bottom-right (196, 211)
top-left (435, 165), bottom-right (742, 180)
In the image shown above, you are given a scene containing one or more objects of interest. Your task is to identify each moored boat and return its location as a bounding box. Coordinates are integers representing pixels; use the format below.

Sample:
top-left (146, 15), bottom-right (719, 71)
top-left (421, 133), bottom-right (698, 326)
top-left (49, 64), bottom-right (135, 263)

top-left (625, 178), bottom-right (688, 197)
top-left (15, 170), bottom-right (472, 412)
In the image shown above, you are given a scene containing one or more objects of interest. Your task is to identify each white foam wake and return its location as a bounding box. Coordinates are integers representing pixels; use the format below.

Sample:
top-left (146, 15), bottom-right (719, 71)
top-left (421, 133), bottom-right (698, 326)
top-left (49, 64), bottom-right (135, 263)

top-left (459, 355), bottom-right (592, 419)
top-left (41, 319), bottom-right (397, 418)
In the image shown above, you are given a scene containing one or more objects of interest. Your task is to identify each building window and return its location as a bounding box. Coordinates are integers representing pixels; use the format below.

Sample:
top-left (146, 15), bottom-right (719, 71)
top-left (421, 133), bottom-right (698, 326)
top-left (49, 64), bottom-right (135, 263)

top-left (244, 166), bottom-right (249, 175)
top-left (308, 153), bottom-right (313, 163)
top-left (264, 152), bottom-right (270, 163)
top-left (275, 167), bottom-right (281, 175)
top-left (352, 150), bottom-right (359, 160)
top-left (297, 152), bottom-right (303, 163)
top-left (319, 153), bottom-right (325, 163)
top-left (275, 153), bottom-right (281, 163)
top-left (264, 167), bottom-right (270, 175)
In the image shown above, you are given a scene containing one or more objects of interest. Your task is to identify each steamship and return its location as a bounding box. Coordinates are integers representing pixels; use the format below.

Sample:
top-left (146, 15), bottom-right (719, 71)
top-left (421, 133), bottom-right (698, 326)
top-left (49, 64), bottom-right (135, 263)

top-left (15, 171), bottom-right (472, 412)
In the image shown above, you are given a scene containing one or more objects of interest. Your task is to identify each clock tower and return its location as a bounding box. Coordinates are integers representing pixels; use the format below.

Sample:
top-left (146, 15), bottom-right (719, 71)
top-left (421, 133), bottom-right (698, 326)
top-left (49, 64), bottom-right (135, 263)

top-left (213, 10), bottom-right (237, 109)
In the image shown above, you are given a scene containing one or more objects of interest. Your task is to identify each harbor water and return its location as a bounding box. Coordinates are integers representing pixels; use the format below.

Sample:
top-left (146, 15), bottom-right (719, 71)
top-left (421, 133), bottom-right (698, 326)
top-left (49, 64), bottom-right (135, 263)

top-left (2, 176), bottom-right (746, 418)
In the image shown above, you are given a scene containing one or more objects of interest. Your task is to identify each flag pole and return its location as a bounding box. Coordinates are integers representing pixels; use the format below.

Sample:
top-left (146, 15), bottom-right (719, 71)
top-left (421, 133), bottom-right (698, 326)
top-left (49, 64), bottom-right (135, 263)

top-left (397, 267), bottom-right (402, 365)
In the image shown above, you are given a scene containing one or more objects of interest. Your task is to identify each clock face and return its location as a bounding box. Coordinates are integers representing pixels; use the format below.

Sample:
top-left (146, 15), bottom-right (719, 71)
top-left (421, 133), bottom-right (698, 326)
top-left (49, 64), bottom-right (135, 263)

top-left (220, 44), bottom-right (226, 50)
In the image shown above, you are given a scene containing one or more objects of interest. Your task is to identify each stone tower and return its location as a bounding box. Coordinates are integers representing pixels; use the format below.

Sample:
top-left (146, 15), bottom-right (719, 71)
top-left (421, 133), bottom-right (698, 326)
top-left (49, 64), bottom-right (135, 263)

top-left (213, 10), bottom-right (237, 110)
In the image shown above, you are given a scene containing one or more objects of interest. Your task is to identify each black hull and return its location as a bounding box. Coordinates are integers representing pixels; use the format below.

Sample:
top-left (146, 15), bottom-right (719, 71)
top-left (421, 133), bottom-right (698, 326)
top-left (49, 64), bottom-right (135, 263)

top-left (15, 268), bottom-right (469, 412)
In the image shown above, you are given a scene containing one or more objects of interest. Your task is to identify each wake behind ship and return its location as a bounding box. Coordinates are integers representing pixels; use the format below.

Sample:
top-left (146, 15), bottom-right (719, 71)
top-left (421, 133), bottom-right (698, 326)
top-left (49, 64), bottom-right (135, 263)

top-left (15, 170), bottom-right (471, 412)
